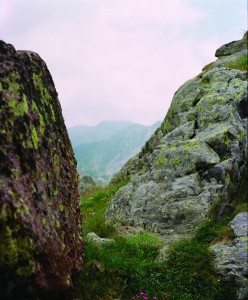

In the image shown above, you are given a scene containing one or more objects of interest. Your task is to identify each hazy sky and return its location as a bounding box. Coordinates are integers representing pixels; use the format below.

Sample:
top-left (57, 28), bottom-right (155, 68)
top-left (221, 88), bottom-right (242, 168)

top-left (1, 0), bottom-right (246, 127)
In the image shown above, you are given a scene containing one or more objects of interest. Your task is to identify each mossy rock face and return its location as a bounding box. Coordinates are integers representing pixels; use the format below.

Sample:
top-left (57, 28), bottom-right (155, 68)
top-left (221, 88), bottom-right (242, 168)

top-left (107, 33), bottom-right (247, 238)
top-left (0, 41), bottom-right (82, 298)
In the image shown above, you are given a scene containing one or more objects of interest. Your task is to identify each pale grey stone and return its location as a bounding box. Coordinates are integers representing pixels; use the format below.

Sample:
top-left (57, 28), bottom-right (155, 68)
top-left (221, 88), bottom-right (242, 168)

top-left (158, 245), bottom-right (169, 261)
top-left (86, 232), bottom-right (115, 246)
top-left (230, 212), bottom-right (248, 238)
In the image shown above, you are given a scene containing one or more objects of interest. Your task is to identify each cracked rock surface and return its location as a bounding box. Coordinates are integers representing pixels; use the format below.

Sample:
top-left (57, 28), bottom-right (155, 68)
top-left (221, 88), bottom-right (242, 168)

top-left (107, 33), bottom-right (247, 240)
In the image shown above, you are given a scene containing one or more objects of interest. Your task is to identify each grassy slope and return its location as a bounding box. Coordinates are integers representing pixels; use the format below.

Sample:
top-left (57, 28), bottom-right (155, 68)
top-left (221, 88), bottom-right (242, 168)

top-left (72, 171), bottom-right (248, 300)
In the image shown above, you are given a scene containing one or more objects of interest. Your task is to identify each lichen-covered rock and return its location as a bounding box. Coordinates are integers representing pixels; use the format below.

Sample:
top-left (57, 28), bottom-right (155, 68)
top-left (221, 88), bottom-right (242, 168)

top-left (210, 212), bottom-right (248, 299)
top-left (0, 41), bottom-right (82, 298)
top-left (107, 33), bottom-right (247, 238)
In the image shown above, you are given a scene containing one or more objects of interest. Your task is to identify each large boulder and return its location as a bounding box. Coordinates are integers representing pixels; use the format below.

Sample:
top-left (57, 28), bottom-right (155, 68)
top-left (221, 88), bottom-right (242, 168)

top-left (106, 33), bottom-right (247, 240)
top-left (0, 41), bottom-right (82, 298)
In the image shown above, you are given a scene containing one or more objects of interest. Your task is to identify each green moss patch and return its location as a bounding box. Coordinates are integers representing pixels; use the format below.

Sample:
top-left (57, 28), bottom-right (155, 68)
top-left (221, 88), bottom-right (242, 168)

top-left (5, 75), bottom-right (29, 117)
top-left (0, 211), bottom-right (35, 298)
top-left (225, 54), bottom-right (248, 71)
top-left (32, 73), bottom-right (56, 121)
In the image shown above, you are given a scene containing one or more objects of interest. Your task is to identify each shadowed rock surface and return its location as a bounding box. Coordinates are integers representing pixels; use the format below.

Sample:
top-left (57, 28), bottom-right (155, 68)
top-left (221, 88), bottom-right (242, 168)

top-left (0, 41), bottom-right (82, 298)
top-left (107, 33), bottom-right (248, 242)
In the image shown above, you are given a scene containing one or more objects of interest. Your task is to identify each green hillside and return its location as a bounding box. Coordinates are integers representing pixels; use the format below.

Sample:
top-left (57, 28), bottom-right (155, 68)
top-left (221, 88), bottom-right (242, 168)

top-left (70, 121), bottom-right (161, 182)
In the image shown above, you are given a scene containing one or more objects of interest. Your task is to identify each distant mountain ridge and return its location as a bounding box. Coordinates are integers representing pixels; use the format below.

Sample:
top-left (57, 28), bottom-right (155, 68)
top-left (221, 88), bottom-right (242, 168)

top-left (68, 121), bottom-right (161, 182)
top-left (69, 121), bottom-right (132, 147)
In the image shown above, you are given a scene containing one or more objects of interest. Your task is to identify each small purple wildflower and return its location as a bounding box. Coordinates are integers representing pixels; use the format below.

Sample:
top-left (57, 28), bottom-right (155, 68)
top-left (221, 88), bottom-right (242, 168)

top-left (132, 290), bottom-right (158, 300)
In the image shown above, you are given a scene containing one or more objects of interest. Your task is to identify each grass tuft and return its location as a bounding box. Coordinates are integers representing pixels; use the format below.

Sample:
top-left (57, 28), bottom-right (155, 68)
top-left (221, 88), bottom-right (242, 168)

top-left (225, 54), bottom-right (248, 71)
top-left (164, 239), bottom-right (235, 299)
top-left (81, 180), bottom-right (128, 238)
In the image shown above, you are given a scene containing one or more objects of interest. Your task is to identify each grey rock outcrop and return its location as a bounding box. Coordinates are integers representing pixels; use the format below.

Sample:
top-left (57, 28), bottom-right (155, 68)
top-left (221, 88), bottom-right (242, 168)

top-left (210, 212), bottom-right (248, 299)
top-left (106, 33), bottom-right (248, 239)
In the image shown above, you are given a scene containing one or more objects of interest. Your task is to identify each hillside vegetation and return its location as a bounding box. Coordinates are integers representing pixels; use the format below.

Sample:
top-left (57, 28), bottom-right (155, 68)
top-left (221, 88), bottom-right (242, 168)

top-left (69, 121), bottom-right (161, 182)
top-left (73, 177), bottom-right (247, 299)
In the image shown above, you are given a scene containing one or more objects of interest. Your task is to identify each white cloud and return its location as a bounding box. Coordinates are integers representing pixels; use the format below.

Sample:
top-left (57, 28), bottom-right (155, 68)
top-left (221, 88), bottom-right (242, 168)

top-left (0, 0), bottom-right (244, 127)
